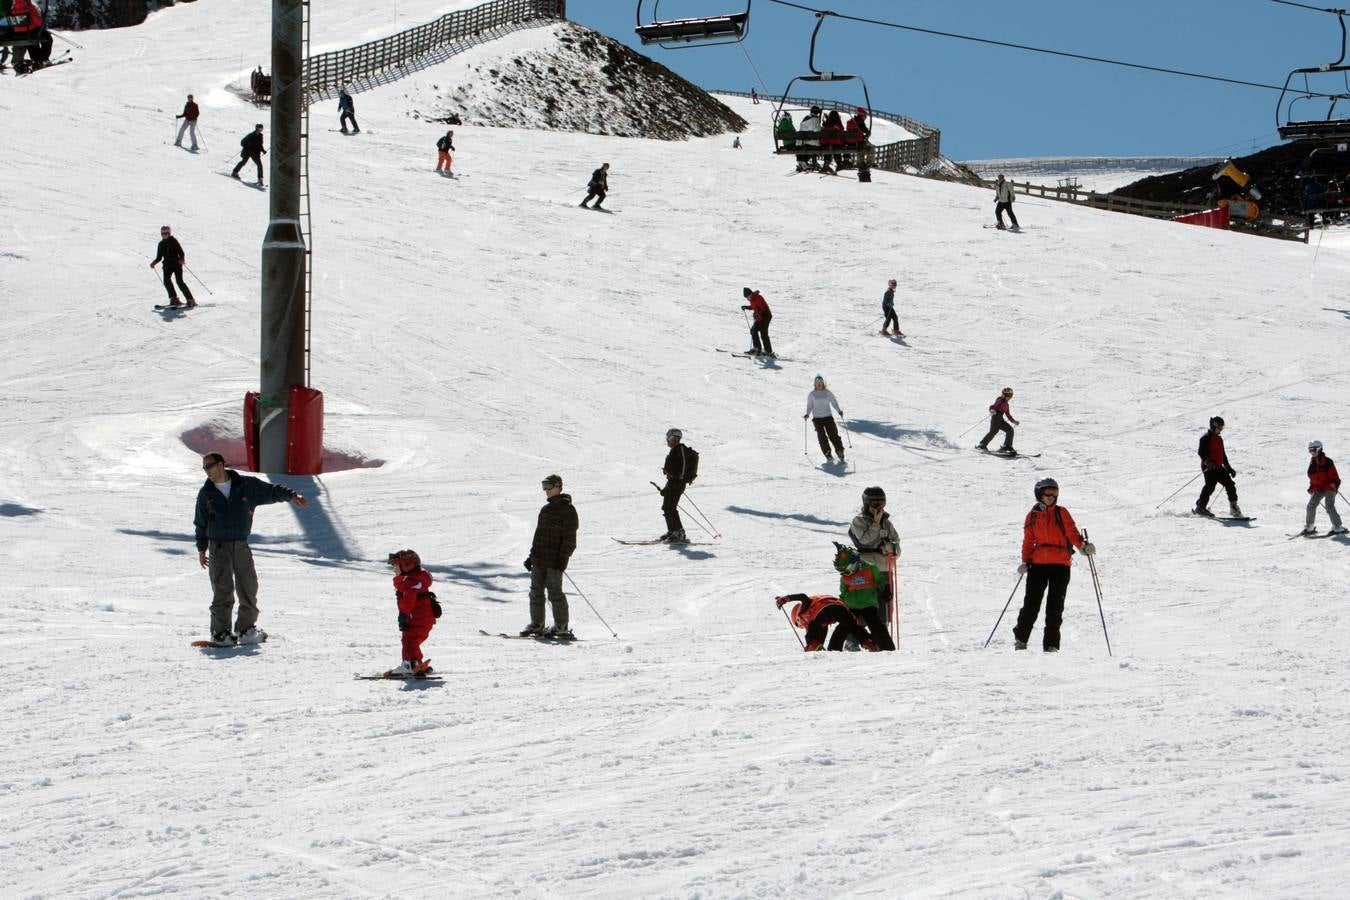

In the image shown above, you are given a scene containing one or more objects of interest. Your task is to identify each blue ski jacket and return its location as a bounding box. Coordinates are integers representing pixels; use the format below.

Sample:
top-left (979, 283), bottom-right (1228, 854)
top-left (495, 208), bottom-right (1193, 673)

top-left (194, 469), bottom-right (298, 550)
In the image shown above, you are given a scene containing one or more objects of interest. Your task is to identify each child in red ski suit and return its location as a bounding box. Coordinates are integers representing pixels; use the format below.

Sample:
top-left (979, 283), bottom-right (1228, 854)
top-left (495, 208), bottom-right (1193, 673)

top-left (388, 549), bottom-right (439, 676)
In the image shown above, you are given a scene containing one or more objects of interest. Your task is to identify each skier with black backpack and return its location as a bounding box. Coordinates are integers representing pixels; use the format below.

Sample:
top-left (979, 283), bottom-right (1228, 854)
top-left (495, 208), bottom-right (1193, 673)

top-left (385, 549), bottom-right (439, 678)
top-left (658, 428), bottom-right (698, 543)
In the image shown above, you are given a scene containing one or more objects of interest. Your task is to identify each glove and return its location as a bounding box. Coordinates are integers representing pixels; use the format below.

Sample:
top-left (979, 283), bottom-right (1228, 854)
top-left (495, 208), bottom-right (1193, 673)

top-left (1081, 542), bottom-right (1096, 557)
top-left (775, 596), bottom-right (791, 609)
top-left (1227, 468), bottom-right (1237, 478)
top-left (397, 612), bottom-right (411, 632)
top-left (149, 261), bottom-right (157, 268)
top-left (523, 558), bottom-right (533, 572)
top-left (802, 413), bottom-right (809, 420)
top-left (1017, 562), bottom-right (1029, 575)
top-left (741, 305), bottom-right (751, 311)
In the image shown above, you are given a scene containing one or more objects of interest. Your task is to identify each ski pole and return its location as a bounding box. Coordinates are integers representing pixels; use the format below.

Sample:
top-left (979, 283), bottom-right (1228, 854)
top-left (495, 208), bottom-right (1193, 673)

top-left (563, 571), bottom-right (618, 639)
top-left (983, 571), bottom-right (1024, 648)
top-left (680, 488), bottom-right (722, 538)
top-left (803, 417), bottom-right (809, 457)
top-left (649, 481), bottom-right (718, 539)
top-left (1154, 472), bottom-right (1203, 509)
top-left (1082, 529), bottom-right (1112, 656)
top-left (839, 416), bottom-right (853, 449)
top-left (887, 551), bottom-right (898, 640)
top-left (778, 600), bottom-right (807, 649)
top-left (53, 32), bottom-right (85, 50)
top-left (864, 313), bottom-right (882, 330)
top-left (184, 264), bottom-right (214, 295)
top-left (957, 416), bottom-right (987, 439)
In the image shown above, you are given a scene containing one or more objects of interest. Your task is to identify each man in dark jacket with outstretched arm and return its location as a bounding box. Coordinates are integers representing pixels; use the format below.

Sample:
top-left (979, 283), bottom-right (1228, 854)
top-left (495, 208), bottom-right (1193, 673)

top-left (194, 453), bottom-right (309, 645)
top-left (521, 474), bottom-right (579, 637)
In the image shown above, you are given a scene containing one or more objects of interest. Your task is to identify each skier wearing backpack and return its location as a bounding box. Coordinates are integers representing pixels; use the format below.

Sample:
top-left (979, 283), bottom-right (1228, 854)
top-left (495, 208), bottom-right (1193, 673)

top-left (849, 486), bottom-right (900, 633)
top-left (1302, 440), bottom-right (1344, 535)
top-left (803, 374), bottom-right (845, 463)
top-left (230, 124), bottom-right (266, 184)
top-left (659, 428), bottom-right (697, 543)
top-left (1012, 478), bottom-right (1094, 652)
top-left (976, 387), bottom-right (1019, 454)
top-left (741, 287), bottom-right (774, 358)
top-left (435, 130), bottom-right (454, 174)
top-left (386, 549), bottom-right (438, 678)
top-left (1194, 416), bottom-right (1242, 518)
top-left (520, 474), bottom-right (579, 638)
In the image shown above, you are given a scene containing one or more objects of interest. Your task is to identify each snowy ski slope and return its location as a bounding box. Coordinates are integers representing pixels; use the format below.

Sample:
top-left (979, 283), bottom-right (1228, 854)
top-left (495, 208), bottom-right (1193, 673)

top-left (2, 3), bottom-right (1350, 898)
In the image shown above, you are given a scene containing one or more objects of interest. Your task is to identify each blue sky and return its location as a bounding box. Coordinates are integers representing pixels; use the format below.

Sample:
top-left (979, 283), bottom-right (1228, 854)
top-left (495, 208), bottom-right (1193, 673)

top-left (567, 0), bottom-right (1350, 160)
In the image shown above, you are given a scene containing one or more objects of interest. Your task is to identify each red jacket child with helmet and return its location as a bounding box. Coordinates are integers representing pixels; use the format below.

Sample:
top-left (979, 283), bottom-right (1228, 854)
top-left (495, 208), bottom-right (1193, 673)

top-left (387, 549), bottom-right (439, 677)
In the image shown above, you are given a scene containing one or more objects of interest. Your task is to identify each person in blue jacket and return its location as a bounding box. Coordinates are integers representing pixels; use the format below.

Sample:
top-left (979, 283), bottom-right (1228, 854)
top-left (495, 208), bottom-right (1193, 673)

top-left (338, 87), bottom-right (360, 134)
top-left (194, 453), bottom-right (309, 646)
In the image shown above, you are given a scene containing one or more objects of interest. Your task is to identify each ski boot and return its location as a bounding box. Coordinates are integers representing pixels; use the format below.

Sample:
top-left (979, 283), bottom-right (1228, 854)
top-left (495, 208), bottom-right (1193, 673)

top-left (1193, 505), bottom-right (1215, 518)
top-left (211, 631), bottom-right (237, 647)
top-left (1014, 639), bottom-right (1027, 650)
top-left (545, 624), bottom-right (574, 640)
top-left (1229, 503), bottom-right (1244, 518)
top-left (1331, 525), bottom-right (1348, 535)
top-left (412, 659), bottom-right (434, 678)
top-left (519, 622), bottom-right (546, 637)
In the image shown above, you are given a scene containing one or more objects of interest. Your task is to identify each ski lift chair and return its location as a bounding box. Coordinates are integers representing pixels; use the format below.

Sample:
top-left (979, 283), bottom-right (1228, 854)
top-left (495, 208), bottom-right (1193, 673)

top-left (1277, 13), bottom-right (1350, 141)
top-left (1, 2), bottom-right (53, 73)
top-left (770, 13), bottom-right (873, 166)
top-left (250, 66), bottom-right (272, 106)
top-left (635, 1), bottom-right (750, 48)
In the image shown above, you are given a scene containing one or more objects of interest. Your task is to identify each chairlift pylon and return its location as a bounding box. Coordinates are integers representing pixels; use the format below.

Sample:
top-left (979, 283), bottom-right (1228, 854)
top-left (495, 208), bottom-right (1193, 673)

top-left (1277, 11), bottom-right (1350, 140)
top-left (771, 13), bottom-right (873, 162)
top-left (634, 0), bottom-right (751, 49)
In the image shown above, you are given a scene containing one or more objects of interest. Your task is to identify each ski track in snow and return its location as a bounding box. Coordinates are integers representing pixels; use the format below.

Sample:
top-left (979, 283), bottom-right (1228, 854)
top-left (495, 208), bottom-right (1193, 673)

top-left (2, 2), bottom-right (1350, 898)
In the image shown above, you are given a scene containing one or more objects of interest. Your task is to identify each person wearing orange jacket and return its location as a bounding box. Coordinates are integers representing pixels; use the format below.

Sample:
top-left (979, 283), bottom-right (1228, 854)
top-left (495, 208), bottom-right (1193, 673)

top-left (774, 593), bottom-right (867, 651)
top-left (1012, 478), bottom-right (1095, 652)
top-left (386, 549), bottom-right (440, 677)
top-left (1303, 440), bottom-right (1345, 535)
top-left (741, 287), bottom-right (774, 358)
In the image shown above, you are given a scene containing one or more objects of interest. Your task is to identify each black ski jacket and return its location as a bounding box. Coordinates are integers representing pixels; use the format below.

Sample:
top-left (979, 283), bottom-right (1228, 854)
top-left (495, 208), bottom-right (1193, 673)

top-left (663, 444), bottom-right (694, 482)
top-left (589, 167), bottom-right (608, 191)
top-left (153, 236), bottom-right (185, 267)
top-left (240, 131), bottom-right (265, 157)
top-left (529, 493), bottom-right (578, 570)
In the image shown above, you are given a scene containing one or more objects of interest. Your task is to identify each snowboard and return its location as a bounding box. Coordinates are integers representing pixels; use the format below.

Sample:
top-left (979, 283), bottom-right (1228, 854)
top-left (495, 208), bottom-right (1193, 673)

top-left (478, 629), bottom-right (582, 642)
top-left (354, 672), bottom-right (444, 681)
top-left (611, 537), bottom-right (715, 546)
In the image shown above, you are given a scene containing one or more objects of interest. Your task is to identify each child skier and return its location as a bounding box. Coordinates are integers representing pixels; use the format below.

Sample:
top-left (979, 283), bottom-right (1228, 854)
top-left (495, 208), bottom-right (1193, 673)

top-left (386, 549), bottom-right (439, 677)
top-left (774, 593), bottom-right (867, 651)
top-left (832, 543), bottom-right (896, 651)
top-left (1303, 440), bottom-right (1345, 535)
top-left (976, 387), bottom-right (1019, 454)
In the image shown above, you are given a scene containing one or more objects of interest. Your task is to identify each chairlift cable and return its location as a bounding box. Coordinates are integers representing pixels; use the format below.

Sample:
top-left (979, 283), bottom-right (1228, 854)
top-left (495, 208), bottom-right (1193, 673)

top-left (1264, 0), bottom-right (1346, 15)
top-left (764, 0), bottom-right (1339, 97)
top-left (736, 37), bottom-right (773, 101)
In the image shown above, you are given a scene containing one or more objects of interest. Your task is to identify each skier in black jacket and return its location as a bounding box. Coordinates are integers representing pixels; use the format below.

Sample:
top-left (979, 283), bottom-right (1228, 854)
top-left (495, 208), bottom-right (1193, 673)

top-left (150, 225), bottom-right (195, 307)
top-left (580, 162), bottom-right (609, 209)
top-left (520, 474), bottom-right (579, 638)
top-left (231, 124), bottom-right (266, 184)
top-left (659, 428), bottom-right (695, 542)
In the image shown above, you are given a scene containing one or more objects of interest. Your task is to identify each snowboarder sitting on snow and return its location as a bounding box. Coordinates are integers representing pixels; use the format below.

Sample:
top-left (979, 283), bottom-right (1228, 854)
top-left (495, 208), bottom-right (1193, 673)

top-left (151, 225), bottom-right (195, 308)
top-left (387, 549), bottom-right (439, 677)
top-left (775, 593), bottom-right (869, 651)
top-left (976, 387), bottom-right (1018, 454)
top-left (832, 543), bottom-right (896, 651)
top-left (581, 162), bottom-right (609, 209)
top-left (741, 287), bottom-right (774, 358)
top-left (1012, 478), bottom-right (1093, 652)
top-left (1194, 416), bottom-right (1242, 518)
top-left (1303, 440), bottom-right (1344, 535)
top-left (520, 474), bottom-right (579, 638)
top-left (804, 374), bottom-right (845, 463)
top-left (435, 130), bottom-right (455, 174)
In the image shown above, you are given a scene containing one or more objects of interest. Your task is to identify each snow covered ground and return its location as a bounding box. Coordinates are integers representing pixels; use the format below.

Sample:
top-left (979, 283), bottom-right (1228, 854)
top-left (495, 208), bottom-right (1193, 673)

top-left (3, 3), bottom-right (1350, 897)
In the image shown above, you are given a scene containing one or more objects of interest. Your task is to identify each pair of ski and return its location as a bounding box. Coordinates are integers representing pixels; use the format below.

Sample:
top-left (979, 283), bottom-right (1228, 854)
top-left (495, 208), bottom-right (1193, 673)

top-left (1286, 528), bottom-right (1342, 539)
top-left (611, 537), bottom-right (715, 547)
top-left (714, 348), bottom-right (795, 362)
top-left (977, 447), bottom-right (1040, 459)
top-left (155, 303), bottom-right (203, 312)
top-left (478, 629), bottom-right (582, 642)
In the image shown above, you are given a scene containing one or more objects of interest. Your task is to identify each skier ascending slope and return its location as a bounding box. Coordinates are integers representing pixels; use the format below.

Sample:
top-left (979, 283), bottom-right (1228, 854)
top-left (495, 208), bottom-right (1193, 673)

top-left (1194, 416), bottom-right (1243, 519)
top-left (1013, 478), bottom-right (1094, 653)
top-left (976, 387), bottom-right (1019, 454)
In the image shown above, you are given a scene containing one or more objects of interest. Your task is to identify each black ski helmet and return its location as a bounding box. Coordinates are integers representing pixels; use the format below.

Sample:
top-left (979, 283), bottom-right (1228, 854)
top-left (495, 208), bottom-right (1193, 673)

top-left (1034, 477), bottom-right (1059, 499)
top-left (541, 474), bottom-right (562, 490)
top-left (862, 486), bottom-right (886, 505)
top-left (1210, 416), bottom-right (1225, 429)
top-left (666, 427), bottom-right (682, 441)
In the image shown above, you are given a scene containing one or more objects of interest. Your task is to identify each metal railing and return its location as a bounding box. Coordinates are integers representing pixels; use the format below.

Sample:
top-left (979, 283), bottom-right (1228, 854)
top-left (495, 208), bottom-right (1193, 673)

top-left (303, 0), bottom-right (564, 104)
top-left (714, 89), bottom-right (943, 172)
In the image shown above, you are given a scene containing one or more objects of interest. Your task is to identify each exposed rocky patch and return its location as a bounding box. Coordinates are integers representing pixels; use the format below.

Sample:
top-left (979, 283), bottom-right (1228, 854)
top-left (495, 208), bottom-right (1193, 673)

top-left (406, 22), bottom-right (746, 140)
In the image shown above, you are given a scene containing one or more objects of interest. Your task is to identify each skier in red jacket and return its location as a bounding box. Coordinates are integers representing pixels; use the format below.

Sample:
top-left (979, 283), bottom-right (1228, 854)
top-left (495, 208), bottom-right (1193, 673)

top-left (741, 287), bottom-right (774, 358)
top-left (1303, 440), bottom-right (1345, 535)
top-left (1013, 477), bottom-right (1094, 652)
top-left (387, 549), bottom-right (439, 677)
top-left (1194, 416), bottom-right (1242, 518)
top-left (6, 0), bottom-right (52, 74)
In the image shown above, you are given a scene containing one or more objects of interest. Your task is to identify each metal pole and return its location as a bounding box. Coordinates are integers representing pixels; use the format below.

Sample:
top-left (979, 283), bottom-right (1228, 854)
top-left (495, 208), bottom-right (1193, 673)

top-left (1083, 529), bottom-right (1112, 656)
top-left (887, 551), bottom-right (898, 639)
top-left (258, 0), bottom-right (308, 474)
top-left (564, 571), bottom-right (618, 638)
top-left (983, 572), bottom-right (1024, 648)
top-left (1154, 471), bottom-right (1203, 509)
top-left (957, 416), bottom-right (987, 439)
top-left (779, 601), bottom-right (807, 649)
top-left (680, 488), bottom-right (721, 538)
top-left (184, 263), bottom-right (214, 295)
